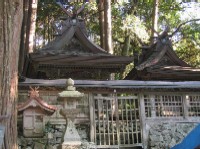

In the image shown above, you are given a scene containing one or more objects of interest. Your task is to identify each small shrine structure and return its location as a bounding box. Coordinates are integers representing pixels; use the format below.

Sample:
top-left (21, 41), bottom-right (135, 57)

top-left (18, 87), bottom-right (56, 137)
top-left (125, 29), bottom-right (200, 81)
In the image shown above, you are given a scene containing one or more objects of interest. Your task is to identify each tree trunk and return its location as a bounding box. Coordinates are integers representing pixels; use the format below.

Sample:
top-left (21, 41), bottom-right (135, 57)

top-left (24, 0), bottom-right (38, 54)
top-left (19, 0), bottom-right (31, 74)
top-left (104, 0), bottom-right (113, 54)
top-left (122, 35), bottom-right (130, 56)
top-left (151, 0), bottom-right (159, 44)
top-left (19, 0), bottom-right (38, 75)
top-left (0, 0), bottom-right (23, 149)
top-left (28, 0), bottom-right (38, 53)
top-left (98, 0), bottom-right (105, 49)
top-left (24, 0), bottom-right (32, 53)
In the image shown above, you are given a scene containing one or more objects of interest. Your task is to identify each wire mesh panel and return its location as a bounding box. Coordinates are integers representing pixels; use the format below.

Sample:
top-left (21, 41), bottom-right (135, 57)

top-left (93, 94), bottom-right (142, 148)
top-left (188, 95), bottom-right (200, 117)
top-left (144, 94), bottom-right (183, 118)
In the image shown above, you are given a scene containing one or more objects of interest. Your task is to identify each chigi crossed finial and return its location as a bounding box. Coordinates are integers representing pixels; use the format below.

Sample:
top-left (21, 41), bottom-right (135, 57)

top-left (28, 86), bottom-right (40, 98)
top-left (56, 1), bottom-right (87, 19)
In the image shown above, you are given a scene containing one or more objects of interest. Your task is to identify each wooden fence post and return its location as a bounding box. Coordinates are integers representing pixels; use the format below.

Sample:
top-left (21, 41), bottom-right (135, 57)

top-left (139, 93), bottom-right (148, 149)
top-left (89, 93), bottom-right (95, 142)
top-left (182, 94), bottom-right (189, 119)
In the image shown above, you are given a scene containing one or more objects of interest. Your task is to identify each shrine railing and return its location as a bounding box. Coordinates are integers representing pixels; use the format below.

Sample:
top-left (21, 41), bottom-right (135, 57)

top-left (18, 79), bottom-right (200, 149)
top-left (88, 92), bottom-right (200, 149)
top-left (142, 93), bottom-right (200, 120)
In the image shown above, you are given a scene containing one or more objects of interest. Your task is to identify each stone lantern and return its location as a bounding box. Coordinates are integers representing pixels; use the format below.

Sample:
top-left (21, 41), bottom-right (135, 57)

top-left (58, 78), bottom-right (84, 149)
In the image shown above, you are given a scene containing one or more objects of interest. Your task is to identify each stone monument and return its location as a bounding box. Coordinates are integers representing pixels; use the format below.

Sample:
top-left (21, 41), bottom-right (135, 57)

top-left (58, 78), bottom-right (84, 149)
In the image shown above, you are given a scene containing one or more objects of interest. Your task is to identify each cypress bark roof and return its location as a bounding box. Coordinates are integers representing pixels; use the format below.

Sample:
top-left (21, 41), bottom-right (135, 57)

top-left (125, 32), bottom-right (200, 81)
top-left (26, 17), bottom-right (133, 79)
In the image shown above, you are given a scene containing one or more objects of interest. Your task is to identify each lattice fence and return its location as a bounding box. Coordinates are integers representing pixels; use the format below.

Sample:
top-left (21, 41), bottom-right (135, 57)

top-left (90, 94), bottom-right (142, 148)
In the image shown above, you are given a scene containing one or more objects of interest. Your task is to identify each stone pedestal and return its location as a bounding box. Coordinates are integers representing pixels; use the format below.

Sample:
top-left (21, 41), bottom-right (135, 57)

top-left (59, 119), bottom-right (81, 149)
top-left (58, 78), bottom-right (84, 149)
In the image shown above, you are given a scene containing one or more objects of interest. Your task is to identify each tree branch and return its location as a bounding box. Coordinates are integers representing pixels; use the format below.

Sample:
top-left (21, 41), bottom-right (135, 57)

top-left (170, 18), bottom-right (200, 37)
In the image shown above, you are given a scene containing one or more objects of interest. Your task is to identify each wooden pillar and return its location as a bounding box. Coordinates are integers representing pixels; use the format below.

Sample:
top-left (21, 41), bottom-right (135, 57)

top-left (139, 93), bottom-right (148, 149)
top-left (89, 93), bottom-right (95, 142)
top-left (183, 94), bottom-right (189, 119)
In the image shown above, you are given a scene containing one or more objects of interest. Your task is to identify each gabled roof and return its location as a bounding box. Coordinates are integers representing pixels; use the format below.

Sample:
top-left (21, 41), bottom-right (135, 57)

top-left (18, 87), bottom-right (56, 115)
top-left (26, 16), bottom-right (134, 79)
top-left (125, 32), bottom-right (200, 81)
top-left (33, 19), bottom-right (107, 55)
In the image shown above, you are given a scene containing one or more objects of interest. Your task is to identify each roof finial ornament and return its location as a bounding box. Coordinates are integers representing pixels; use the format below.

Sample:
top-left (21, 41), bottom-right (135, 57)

top-left (28, 86), bottom-right (40, 98)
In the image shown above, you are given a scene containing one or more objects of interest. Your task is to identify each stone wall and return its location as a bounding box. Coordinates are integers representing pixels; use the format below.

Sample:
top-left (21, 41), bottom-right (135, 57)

top-left (148, 122), bottom-right (198, 149)
top-left (18, 123), bottom-right (95, 149)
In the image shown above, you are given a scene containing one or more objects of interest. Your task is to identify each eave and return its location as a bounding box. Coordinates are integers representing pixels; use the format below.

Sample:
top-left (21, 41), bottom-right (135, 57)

top-left (31, 55), bottom-right (134, 69)
top-left (18, 97), bottom-right (56, 115)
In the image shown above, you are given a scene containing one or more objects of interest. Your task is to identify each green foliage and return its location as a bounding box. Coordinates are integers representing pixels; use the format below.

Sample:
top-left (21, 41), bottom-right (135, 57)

top-left (159, 2), bottom-right (183, 29)
top-left (174, 21), bottom-right (200, 67)
top-left (111, 2), bottom-right (150, 58)
top-left (121, 14), bottom-right (149, 43)
top-left (175, 38), bottom-right (200, 67)
top-left (36, 1), bottom-right (65, 48)
top-left (171, 2), bottom-right (200, 67)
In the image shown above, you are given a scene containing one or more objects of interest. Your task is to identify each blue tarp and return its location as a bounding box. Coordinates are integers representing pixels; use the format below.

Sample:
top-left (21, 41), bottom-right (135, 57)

top-left (171, 124), bottom-right (200, 149)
